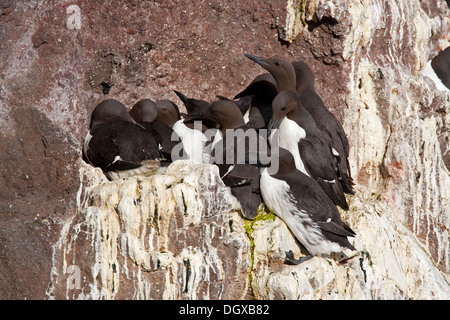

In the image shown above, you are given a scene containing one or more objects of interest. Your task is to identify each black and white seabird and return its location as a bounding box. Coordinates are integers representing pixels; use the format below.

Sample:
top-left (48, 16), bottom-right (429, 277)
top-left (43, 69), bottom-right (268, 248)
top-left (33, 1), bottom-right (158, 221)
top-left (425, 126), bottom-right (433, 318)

top-left (83, 99), bottom-right (163, 180)
top-left (197, 99), bottom-right (268, 220)
top-left (270, 91), bottom-right (349, 210)
top-left (259, 148), bottom-right (356, 264)
top-left (129, 98), bottom-right (180, 163)
top-left (421, 46), bottom-right (450, 92)
top-left (154, 99), bottom-right (212, 164)
top-left (246, 54), bottom-right (354, 194)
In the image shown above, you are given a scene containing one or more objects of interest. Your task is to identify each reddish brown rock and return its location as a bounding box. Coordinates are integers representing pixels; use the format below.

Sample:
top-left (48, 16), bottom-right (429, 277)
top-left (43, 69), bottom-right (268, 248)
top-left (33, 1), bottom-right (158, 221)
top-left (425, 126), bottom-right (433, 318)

top-left (0, 0), bottom-right (448, 299)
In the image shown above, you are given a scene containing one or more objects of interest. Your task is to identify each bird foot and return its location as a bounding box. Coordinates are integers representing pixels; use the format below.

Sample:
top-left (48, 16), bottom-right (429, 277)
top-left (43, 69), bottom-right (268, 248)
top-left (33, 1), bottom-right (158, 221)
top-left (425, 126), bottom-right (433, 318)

top-left (284, 250), bottom-right (313, 265)
top-left (336, 251), bottom-right (360, 264)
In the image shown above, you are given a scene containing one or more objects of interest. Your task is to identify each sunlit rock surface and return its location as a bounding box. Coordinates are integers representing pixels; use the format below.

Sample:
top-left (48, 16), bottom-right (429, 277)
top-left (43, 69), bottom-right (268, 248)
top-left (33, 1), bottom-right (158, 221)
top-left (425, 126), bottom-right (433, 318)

top-left (49, 161), bottom-right (250, 299)
top-left (0, 0), bottom-right (448, 299)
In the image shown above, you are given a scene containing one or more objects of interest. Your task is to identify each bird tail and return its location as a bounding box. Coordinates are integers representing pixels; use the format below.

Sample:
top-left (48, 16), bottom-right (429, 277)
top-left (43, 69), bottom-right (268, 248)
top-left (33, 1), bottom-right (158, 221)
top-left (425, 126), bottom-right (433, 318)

top-left (318, 179), bottom-right (349, 211)
top-left (339, 172), bottom-right (355, 195)
top-left (318, 221), bottom-right (356, 251)
top-left (336, 156), bottom-right (355, 195)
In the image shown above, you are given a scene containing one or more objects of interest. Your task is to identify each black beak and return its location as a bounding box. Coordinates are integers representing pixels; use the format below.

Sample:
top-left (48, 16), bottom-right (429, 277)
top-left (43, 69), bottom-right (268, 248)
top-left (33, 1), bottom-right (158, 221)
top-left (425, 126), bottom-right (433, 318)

top-left (181, 111), bottom-right (205, 125)
top-left (268, 118), bottom-right (282, 138)
top-left (173, 90), bottom-right (189, 105)
top-left (245, 54), bottom-right (269, 67)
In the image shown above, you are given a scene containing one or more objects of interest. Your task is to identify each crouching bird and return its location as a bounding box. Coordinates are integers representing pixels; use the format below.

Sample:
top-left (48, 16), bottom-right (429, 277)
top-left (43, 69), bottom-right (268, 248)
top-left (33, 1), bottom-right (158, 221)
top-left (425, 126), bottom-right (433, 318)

top-left (83, 99), bottom-right (164, 180)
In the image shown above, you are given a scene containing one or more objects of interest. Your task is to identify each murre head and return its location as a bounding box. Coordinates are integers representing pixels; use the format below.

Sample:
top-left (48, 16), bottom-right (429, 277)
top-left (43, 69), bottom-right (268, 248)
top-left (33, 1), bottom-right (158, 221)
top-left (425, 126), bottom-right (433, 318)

top-left (90, 99), bottom-right (134, 129)
top-left (245, 54), bottom-right (296, 92)
top-left (269, 90), bottom-right (300, 133)
top-left (129, 99), bottom-right (158, 123)
top-left (155, 100), bottom-right (181, 127)
top-left (292, 61), bottom-right (315, 93)
top-left (199, 100), bottom-right (245, 131)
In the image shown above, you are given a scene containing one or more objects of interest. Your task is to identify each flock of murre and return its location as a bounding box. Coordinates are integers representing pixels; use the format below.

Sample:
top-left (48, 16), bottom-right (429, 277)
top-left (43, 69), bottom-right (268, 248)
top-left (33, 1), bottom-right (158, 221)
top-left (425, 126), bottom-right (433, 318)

top-left (83, 54), bottom-right (357, 264)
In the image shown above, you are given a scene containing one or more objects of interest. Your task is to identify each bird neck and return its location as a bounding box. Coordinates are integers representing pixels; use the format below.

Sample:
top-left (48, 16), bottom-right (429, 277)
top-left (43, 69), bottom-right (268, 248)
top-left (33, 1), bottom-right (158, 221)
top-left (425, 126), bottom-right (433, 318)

top-left (276, 76), bottom-right (296, 93)
top-left (296, 79), bottom-right (315, 94)
top-left (275, 64), bottom-right (297, 93)
top-left (285, 103), bottom-right (302, 122)
top-left (156, 115), bottom-right (178, 128)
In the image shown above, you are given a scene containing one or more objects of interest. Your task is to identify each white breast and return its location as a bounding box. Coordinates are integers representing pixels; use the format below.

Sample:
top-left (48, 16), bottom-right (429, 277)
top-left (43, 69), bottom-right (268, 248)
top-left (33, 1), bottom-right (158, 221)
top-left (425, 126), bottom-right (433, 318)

top-left (270, 117), bottom-right (309, 176)
top-left (172, 120), bottom-right (211, 164)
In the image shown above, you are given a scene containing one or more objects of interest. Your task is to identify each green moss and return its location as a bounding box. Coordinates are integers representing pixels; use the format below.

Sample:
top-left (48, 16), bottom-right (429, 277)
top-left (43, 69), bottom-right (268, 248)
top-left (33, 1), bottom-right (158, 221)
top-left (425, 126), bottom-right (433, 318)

top-left (253, 210), bottom-right (277, 224)
top-left (244, 219), bottom-right (256, 297)
top-left (243, 205), bottom-right (277, 299)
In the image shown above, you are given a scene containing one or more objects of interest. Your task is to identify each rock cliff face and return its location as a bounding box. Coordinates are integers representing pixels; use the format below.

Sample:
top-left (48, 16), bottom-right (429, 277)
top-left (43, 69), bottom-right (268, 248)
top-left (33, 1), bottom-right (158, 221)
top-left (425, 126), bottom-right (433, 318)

top-left (0, 0), bottom-right (449, 299)
top-left (48, 161), bottom-right (250, 299)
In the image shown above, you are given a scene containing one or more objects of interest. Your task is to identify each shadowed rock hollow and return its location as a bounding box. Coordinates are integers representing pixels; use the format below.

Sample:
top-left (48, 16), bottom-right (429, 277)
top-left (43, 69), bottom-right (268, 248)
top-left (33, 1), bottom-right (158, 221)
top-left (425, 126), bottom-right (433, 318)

top-left (0, 0), bottom-right (449, 299)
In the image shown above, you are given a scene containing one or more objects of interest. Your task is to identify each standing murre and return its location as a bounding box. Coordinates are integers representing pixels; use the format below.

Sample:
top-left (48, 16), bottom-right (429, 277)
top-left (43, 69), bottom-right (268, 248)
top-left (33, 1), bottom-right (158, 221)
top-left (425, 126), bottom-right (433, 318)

top-left (259, 148), bottom-right (356, 264)
top-left (270, 91), bottom-right (349, 210)
top-left (83, 99), bottom-right (163, 180)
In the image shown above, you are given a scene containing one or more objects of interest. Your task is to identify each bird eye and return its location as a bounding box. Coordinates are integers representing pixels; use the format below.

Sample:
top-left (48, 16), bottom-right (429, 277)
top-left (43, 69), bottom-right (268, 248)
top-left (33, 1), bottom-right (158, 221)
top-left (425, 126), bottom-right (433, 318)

top-left (275, 62), bottom-right (280, 67)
